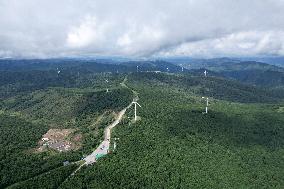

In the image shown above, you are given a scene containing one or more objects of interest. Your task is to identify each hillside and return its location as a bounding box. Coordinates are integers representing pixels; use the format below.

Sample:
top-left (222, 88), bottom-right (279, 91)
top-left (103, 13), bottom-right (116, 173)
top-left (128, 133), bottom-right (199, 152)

top-left (0, 59), bottom-right (185, 74)
top-left (0, 72), bottom-right (133, 188)
top-left (59, 72), bottom-right (284, 188)
top-left (1, 61), bottom-right (284, 188)
top-left (185, 61), bottom-right (284, 87)
top-left (129, 72), bottom-right (284, 103)
top-left (215, 62), bottom-right (284, 87)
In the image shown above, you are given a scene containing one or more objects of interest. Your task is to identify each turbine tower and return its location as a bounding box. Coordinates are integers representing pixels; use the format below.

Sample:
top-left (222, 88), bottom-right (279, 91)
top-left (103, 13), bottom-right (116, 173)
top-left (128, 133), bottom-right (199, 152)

top-left (105, 79), bottom-right (109, 93)
top-left (131, 101), bottom-right (141, 121)
top-left (179, 64), bottom-right (184, 72)
top-left (202, 97), bottom-right (209, 114)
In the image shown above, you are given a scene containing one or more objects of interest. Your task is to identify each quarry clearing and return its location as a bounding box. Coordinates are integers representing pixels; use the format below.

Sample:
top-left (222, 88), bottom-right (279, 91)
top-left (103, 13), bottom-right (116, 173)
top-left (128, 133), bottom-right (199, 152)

top-left (37, 129), bottom-right (82, 152)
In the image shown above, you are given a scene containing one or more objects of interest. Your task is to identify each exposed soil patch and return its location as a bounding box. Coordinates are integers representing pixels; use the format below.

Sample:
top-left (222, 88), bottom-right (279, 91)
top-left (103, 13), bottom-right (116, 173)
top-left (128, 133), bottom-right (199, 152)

top-left (37, 129), bottom-right (81, 152)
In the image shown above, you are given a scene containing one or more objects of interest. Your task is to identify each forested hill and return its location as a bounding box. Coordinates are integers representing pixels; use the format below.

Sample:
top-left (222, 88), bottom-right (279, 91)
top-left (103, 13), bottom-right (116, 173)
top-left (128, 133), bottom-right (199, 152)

top-left (198, 61), bottom-right (284, 72)
top-left (0, 74), bottom-right (133, 188)
top-left (214, 62), bottom-right (284, 87)
top-left (129, 72), bottom-right (284, 103)
top-left (0, 59), bottom-right (185, 99)
top-left (59, 71), bottom-right (284, 188)
top-left (1, 60), bottom-right (284, 188)
top-left (119, 60), bottom-right (186, 73)
top-left (0, 59), bottom-right (185, 73)
top-left (183, 60), bottom-right (284, 87)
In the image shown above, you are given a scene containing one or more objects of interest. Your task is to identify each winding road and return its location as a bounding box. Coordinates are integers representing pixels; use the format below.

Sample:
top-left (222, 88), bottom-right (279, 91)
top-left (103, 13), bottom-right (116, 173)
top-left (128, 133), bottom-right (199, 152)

top-left (84, 101), bottom-right (133, 164)
top-left (84, 76), bottom-right (138, 165)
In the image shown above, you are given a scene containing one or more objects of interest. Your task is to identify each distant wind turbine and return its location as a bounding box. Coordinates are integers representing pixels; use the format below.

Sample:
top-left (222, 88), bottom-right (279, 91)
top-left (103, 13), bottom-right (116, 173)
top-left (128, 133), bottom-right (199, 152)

top-left (179, 64), bottom-right (184, 72)
top-left (105, 79), bottom-right (109, 93)
top-left (56, 68), bottom-right (61, 77)
top-left (204, 70), bottom-right (207, 77)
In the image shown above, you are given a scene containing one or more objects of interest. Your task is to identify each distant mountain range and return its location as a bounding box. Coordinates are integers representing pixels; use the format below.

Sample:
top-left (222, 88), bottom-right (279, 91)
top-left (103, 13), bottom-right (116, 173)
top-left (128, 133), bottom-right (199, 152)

top-left (1, 57), bottom-right (284, 87)
top-left (166, 57), bottom-right (284, 87)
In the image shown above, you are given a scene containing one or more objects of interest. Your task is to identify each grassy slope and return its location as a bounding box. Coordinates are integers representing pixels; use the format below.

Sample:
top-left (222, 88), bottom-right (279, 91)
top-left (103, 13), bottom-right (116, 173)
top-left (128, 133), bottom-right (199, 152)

top-left (60, 73), bottom-right (284, 188)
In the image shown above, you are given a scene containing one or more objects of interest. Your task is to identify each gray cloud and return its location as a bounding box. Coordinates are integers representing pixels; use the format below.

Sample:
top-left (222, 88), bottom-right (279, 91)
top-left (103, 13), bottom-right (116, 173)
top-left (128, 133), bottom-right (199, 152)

top-left (0, 0), bottom-right (284, 58)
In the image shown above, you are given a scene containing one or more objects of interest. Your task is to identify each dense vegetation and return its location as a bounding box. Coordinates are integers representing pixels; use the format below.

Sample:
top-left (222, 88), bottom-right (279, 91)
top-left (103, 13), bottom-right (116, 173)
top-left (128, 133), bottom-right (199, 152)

top-left (170, 58), bottom-right (284, 87)
top-left (129, 72), bottom-right (284, 103)
top-left (60, 73), bottom-right (284, 188)
top-left (0, 68), bottom-right (125, 99)
top-left (0, 66), bottom-right (133, 188)
top-left (1, 59), bottom-right (284, 188)
top-left (8, 164), bottom-right (78, 189)
top-left (0, 113), bottom-right (81, 188)
top-left (187, 60), bottom-right (284, 87)
top-left (79, 88), bottom-right (133, 115)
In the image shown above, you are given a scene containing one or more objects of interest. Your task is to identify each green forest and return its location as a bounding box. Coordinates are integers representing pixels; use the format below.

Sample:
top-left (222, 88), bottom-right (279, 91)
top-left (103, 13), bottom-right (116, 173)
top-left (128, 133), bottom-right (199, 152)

top-left (58, 73), bottom-right (284, 188)
top-left (0, 60), bottom-right (284, 188)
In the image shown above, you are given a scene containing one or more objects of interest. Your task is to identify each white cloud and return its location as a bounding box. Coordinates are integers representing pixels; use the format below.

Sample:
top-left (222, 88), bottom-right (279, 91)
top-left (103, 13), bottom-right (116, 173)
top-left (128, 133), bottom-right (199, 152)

top-left (156, 30), bottom-right (284, 57)
top-left (116, 25), bottom-right (166, 55)
top-left (66, 16), bottom-right (109, 49)
top-left (0, 0), bottom-right (284, 58)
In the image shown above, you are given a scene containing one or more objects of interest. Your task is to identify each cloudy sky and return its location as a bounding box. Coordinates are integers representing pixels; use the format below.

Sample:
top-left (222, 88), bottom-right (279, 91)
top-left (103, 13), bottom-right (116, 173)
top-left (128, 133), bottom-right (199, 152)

top-left (0, 0), bottom-right (284, 58)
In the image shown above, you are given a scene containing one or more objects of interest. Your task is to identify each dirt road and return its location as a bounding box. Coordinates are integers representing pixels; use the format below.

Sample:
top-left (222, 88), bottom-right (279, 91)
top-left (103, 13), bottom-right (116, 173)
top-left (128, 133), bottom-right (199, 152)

top-left (84, 101), bottom-right (133, 164)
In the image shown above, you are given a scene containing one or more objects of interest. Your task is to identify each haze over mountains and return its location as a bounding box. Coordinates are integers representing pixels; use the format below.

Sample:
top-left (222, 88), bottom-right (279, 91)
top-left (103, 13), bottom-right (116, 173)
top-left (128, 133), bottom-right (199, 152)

top-left (1, 56), bottom-right (284, 87)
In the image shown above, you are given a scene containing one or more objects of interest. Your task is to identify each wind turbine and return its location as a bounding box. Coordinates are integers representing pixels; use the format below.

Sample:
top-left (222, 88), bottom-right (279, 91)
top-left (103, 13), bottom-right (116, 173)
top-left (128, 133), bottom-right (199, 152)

top-left (131, 101), bottom-right (141, 121)
top-left (56, 68), bottom-right (61, 77)
top-left (179, 64), bottom-right (184, 72)
top-left (113, 138), bottom-right (119, 151)
top-left (166, 67), bottom-right (169, 72)
top-left (202, 97), bottom-right (209, 114)
top-left (136, 65), bottom-right (139, 72)
top-left (204, 70), bottom-right (208, 77)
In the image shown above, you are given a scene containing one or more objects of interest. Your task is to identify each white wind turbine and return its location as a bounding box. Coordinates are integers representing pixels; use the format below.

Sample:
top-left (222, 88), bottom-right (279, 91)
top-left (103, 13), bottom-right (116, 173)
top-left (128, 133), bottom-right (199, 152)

top-left (204, 70), bottom-right (208, 77)
top-left (105, 79), bottom-right (109, 93)
top-left (131, 101), bottom-right (141, 121)
top-left (56, 68), bottom-right (61, 77)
